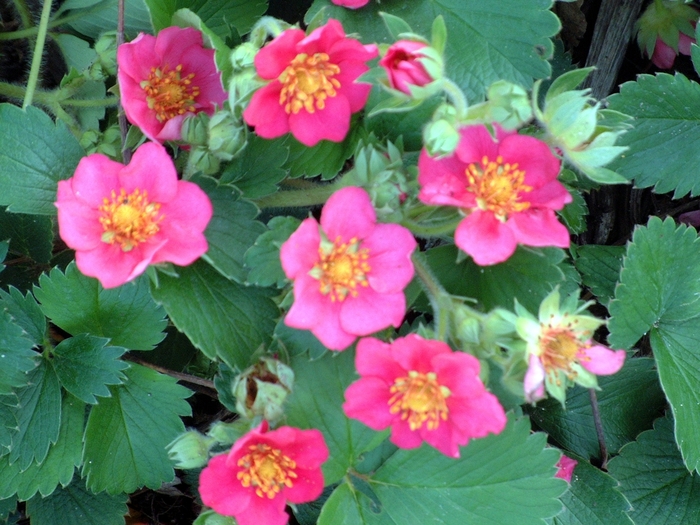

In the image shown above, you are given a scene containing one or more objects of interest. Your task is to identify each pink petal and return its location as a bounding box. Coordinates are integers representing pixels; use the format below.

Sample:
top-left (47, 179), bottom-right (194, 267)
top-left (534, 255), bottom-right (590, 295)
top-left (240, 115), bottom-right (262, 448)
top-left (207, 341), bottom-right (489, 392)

top-left (331, 0), bottom-right (370, 8)
top-left (280, 218), bottom-right (321, 279)
top-left (524, 180), bottom-right (572, 210)
top-left (432, 352), bottom-right (484, 398)
top-left (455, 125), bottom-right (499, 166)
top-left (320, 187), bottom-right (376, 242)
top-left (76, 240), bottom-right (164, 289)
top-left (300, 19), bottom-right (345, 55)
top-left (421, 420), bottom-right (460, 458)
top-left (447, 390), bottom-right (507, 439)
top-left (498, 134), bottom-right (561, 190)
top-left (391, 334), bottom-right (450, 373)
top-left (577, 345), bottom-right (626, 375)
top-left (555, 455), bottom-right (578, 483)
top-left (417, 150), bottom-right (473, 208)
top-left (287, 93), bottom-right (351, 146)
top-left (233, 491), bottom-right (289, 525)
top-left (454, 211), bottom-right (517, 266)
top-left (118, 142), bottom-right (178, 202)
top-left (284, 466), bottom-right (325, 504)
top-left (679, 33), bottom-right (695, 56)
top-left (339, 288), bottom-right (406, 336)
top-left (343, 378), bottom-right (394, 430)
top-left (389, 419), bottom-right (424, 450)
top-left (363, 223), bottom-right (417, 293)
top-left (652, 39), bottom-right (677, 69)
top-left (333, 60), bottom-right (373, 113)
top-left (524, 353), bottom-right (546, 403)
top-left (55, 193), bottom-right (103, 251)
top-left (243, 83), bottom-right (291, 139)
top-left (507, 209), bottom-right (570, 248)
top-left (199, 454), bottom-right (251, 516)
top-left (355, 337), bottom-right (405, 378)
top-left (70, 154), bottom-right (122, 207)
top-left (154, 27), bottom-right (204, 61)
top-left (254, 29), bottom-right (306, 79)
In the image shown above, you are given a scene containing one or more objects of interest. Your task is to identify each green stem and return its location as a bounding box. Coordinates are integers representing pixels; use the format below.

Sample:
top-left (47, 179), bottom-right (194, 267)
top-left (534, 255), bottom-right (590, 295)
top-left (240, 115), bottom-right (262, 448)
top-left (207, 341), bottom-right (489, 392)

top-left (62, 97), bottom-right (119, 107)
top-left (253, 178), bottom-right (347, 209)
top-left (442, 78), bottom-right (469, 121)
top-left (23, 0), bottom-right (53, 109)
top-left (401, 215), bottom-right (463, 238)
top-left (411, 251), bottom-right (452, 341)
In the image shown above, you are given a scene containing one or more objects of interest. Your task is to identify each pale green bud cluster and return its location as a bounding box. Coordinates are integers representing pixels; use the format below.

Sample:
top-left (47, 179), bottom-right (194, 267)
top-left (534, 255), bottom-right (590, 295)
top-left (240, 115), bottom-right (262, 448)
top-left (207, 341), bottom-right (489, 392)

top-left (423, 103), bottom-right (460, 157)
top-left (232, 357), bottom-right (294, 424)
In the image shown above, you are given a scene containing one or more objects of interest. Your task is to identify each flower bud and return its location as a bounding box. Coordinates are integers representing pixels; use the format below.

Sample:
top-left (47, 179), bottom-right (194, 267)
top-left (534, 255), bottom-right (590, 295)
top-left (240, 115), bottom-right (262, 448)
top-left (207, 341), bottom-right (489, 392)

top-left (485, 80), bottom-right (533, 129)
top-left (167, 430), bottom-right (215, 469)
top-left (423, 104), bottom-right (460, 156)
top-left (636, 0), bottom-right (698, 69)
top-left (230, 42), bottom-right (258, 71)
top-left (379, 40), bottom-right (443, 96)
top-left (208, 111), bottom-right (247, 161)
top-left (232, 357), bottom-right (294, 424)
top-left (181, 112), bottom-right (210, 147)
top-left (90, 31), bottom-right (117, 79)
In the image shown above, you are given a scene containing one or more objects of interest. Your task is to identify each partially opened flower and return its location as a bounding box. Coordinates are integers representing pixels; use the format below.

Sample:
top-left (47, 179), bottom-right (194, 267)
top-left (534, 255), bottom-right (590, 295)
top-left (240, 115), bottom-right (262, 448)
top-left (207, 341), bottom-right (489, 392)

top-left (343, 334), bottom-right (507, 458)
top-left (555, 455), bottom-right (578, 483)
top-left (379, 40), bottom-right (440, 95)
top-left (117, 26), bottom-right (227, 142)
top-left (636, 0), bottom-right (698, 69)
top-left (418, 124), bottom-right (572, 266)
top-left (55, 142), bottom-right (212, 288)
top-left (199, 421), bottom-right (328, 525)
top-left (243, 19), bottom-right (378, 147)
top-left (514, 288), bottom-right (626, 405)
top-left (280, 187), bottom-right (417, 351)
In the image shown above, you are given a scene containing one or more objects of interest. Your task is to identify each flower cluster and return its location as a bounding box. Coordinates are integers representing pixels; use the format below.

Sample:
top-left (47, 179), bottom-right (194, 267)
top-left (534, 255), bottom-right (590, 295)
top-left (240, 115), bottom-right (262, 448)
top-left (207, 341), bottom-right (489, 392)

top-left (280, 187), bottom-right (417, 350)
top-left (243, 20), bottom-right (378, 146)
top-left (343, 334), bottom-right (507, 457)
top-left (117, 26), bottom-right (227, 142)
top-left (199, 421), bottom-right (328, 525)
top-left (418, 124), bottom-right (572, 266)
top-left (55, 142), bottom-right (212, 288)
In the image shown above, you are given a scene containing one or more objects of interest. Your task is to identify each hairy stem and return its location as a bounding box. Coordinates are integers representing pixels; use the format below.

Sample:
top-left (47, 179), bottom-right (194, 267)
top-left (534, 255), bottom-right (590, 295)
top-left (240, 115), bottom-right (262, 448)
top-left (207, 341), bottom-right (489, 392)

top-left (589, 388), bottom-right (609, 469)
top-left (22, 0), bottom-right (53, 109)
top-left (411, 251), bottom-right (452, 340)
top-left (253, 177), bottom-right (347, 208)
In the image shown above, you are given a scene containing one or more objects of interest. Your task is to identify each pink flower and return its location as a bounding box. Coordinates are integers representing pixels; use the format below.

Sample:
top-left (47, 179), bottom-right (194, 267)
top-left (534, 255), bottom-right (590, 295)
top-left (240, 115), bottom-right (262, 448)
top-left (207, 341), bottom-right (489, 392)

top-left (55, 142), bottom-right (212, 288)
top-left (331, 0), bottom-right (369, 8)
top-left (199, 421), bottom-right (328, 525)
top-left (555, 455), bottom-right (578, 483)
top-left (243, 19), bottom-right (378, 147)
top-left (651, 32), bottom-right (695, 68)
top-left (280, 187), bottom-right (416, 351)
top-left (343, 335), bottom-right (507, 458)
top-left (379, 40), bottom-right (435, 94)
top-left (418, 124), bottom-right (572, 266)
top-left (117, 26), bottom-right (226, 142)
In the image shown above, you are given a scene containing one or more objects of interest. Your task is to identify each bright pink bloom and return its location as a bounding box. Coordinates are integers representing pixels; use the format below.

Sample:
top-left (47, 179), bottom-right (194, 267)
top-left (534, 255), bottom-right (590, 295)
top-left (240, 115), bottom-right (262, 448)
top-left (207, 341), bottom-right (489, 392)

top-left (343, 335), bottom-right (507, 458)
top-left (555, 455), bottom-right (578, 483)
top-left (55, 142), bottom-right (212, 288)
top-left (280, 187), bottom-right (416, 351)
top-left (418, 124), bottom-right (572, 265)
top-left (331, 0), bottom-right (369, 8)
top-left (243, 19), bottom-right (378, 147)
top-left (651, 32), bottom-right (695, 68)
top-left (380, 40), bottom-right (434, 94)
top-left (117, 26), bottom-right (226, 142)
top-left (199, 421), bottom-right (328, 525)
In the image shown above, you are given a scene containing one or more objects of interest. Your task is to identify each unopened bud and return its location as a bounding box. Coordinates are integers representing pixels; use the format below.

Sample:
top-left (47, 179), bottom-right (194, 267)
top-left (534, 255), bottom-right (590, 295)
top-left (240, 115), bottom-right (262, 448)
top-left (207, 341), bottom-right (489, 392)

top-left (232, 357), bottom-right (294, 424)
top-left (167, 430), bottom-right (214, 469)
top-left (208, 111), bottom-right (247, 161)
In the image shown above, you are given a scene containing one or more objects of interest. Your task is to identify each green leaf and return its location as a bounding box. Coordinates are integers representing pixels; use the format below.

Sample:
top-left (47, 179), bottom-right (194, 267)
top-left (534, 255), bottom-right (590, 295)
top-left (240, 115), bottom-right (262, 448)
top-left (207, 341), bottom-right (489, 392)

top-left (150, 260), bottom-right (278, 369)
top-left (380, 12), bottom-right (413, 40)
top-left (0, 241), bottom-right (7, 273)
top-left (63, 0), bottom-right (153, 39)
top-left (34, 263), bottom-right (167, 351)
top-left (0, 209), bottom-right (53, 264)
top-left (286, 129), bottom-right (360, 180)
top-left (82, 364), bottom-right (191, 494)
top-left (26, 479), bottom-right (128, 525)
top-left (0, 393), bottom-right (84, 501)
top-left (573, 245), bottom-right (624, 306)
top-left (273, 320), bottom-right (328, 361)
top-left (0, 396), bottom-right (18, 452)
top-left (609, 217), bottom-right (700, 471)
top-left (220, 135), bottom-right (289, 199)
top-left (545, 67), bottom-right (595, 103)
top-left (320, 415), bottom-right (565, 524)
top-left (196, 177), bottom-right (266, 283)
top-left (558, 189), bottom-right (588, 235)
top-left (52, 335), bottom-right (128, 404)
top-left (0, 310), bottom-right (38, 394)
top-left (285, 350), bottom-right (381, 485)
top-left (176, 0), bottom-right (266, 37)
top-left (425, 245), bottom-right (567, 312)
top-left (608, 414), bottom-right (700, 525)
top-left (9, 360), bottom-right (61, 470)
top-left (529, 358), bottom-right (666, 459)
top-left (306, 0), bottom-right (559, 100)
top-left (244, 216), bottom-right (301, 288)
top-left (0, 104), bottom-right (84, 215)
top-left (607, 74), bottom-right (700, 197)
top-left (143, 0), bottom-right (175, 31)
top-left (549, 453), bottom-right (633, 525)
top-left (0, 287), bottom-right (46, 346)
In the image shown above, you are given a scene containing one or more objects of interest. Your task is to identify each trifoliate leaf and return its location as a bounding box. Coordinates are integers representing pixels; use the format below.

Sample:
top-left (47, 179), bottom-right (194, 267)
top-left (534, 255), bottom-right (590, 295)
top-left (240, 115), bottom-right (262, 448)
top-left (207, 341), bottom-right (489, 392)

top-left (607, 73), bottom-right (700, 197)
top-left (0, 104), bottom-right (84, 215)
top-left (0, 287), bottom-right (46, 347)
top-left (573, 245), bottom-right (624, 306)
top-left (0, 393), bottom-right (84, 500)
top-left (51, 335), bottom-right (128, 404)
top-left (221, 135), bottom-right (289, 199)
top-left (9, 360), bottom-right (61, 471)
top-left (608, 414), bottom-right (700, 524)
top-left (34, 263), bottom-right (167, 351)
top-left (609, 217), bottom-right (700, 472)
top-left (245, 216), bottom-right (301, 288)
top-left (82, 364), bottom-right (191, 494)
top-left (150, 260), bottom-right (278, 369)
top-left (26, 479), bottom-right (128, 525)
top-left (286, 128), bottom-right (360, 180)
top-left (196, 177), bottom-right (266, 283)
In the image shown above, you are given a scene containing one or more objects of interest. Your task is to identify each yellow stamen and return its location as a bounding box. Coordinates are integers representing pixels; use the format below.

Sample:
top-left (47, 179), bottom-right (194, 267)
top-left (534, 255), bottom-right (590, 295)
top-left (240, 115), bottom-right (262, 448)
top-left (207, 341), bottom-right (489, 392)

top-left (465, 155), bottom-right (532, 219)
top-left (311, 236), bottom-right (371, 302)
top-left (279, 53), bottom-right (341, 114)
top-left (538, 326), bottom-right (582, 382)
top-left (141, 64), bottom-right (200, 122)
top-left (388, 371), bottom-right (451, 431)
top-left (99, 188), bottom-right (162, 251)
top-left (236, 443), bottom-right (298, 499)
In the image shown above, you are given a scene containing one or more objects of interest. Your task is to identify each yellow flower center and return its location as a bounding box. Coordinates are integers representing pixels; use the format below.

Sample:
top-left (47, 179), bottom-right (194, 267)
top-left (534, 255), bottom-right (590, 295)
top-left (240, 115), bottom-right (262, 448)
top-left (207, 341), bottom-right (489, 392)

top-left (311, 236), bottom-right (371, 302)
top-left (236, 443), bottom-right (298, 499)
top-left (539, 327), bottom-right (581, 378)
top-left (388, 371), bottom-right (451, 431)
top-left (279, 53), bottom-right (341, 115)
top-left (141, 64), bottom-right (200, 122)
top-left (99, 188), bottom-right (163, 252)
top-left (465, 155), bottom-right (532, 219)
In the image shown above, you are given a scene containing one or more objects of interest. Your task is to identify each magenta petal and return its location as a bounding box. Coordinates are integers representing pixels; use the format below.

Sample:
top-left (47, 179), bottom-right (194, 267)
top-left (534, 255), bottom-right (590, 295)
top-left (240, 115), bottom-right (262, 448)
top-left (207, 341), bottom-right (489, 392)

top-left (448, 390), bottom-right (507, 439)
top-left (507, 209), bottom-right (570, 248)
top-left (363, 224), bottom-right (416, 293)
top-left (199, 454), bottom-right (251, 516)
top-left (288, 94), bottom-right (351, 146)
top-left (455, 211), bottom-right (517, 266)
top-left (119, 142), bottom-right (178, 202)
top-left (280, 218), bottom-right (321, 279)
top-left (389, 420), bottom-right (424, 450)
top-left (255, 29), bottom-right (306, 79)
top-left (417, 150), bottom-right (472, 208)
top-left (391, 335), bottom-right (449, 373)
top-left (320, 187), bottom-right (376, 242)
top-left (652, 39), bottom-right (677, 68)
top-left (421, 421), bottom-right (460, 458)
top-left (234, 491), bottom-right (289, 525)
top-left (154, 27), bottom-right (203, 60)
top-left (355, 337), bottom-right (405, 378)
top-left (498, 134), bottom-right (560, 189)
top-left (56, 198), bottom-right (103, 251)
top-left (243, 83), bottom-right (291, 139)
top-left (455, 125), bottom-right (499, 165)
top-left (524, 181), bottom-right (572, 209)
top-left (432, 352), bottom-right (483, 398)
top-left (578, 345), bottom-right (626, 375)
top-left (343, 378), bottom-right (394, 430)
top-left (524, 354), bottom-right (546, 403)
top-left (70, 154), bottom-right (122, 207)
top-left (555, 455), bottom-right (578, 483)
top-left (284, 466), bottom-right (325, 504)
top-left (340, 289), bottom-right (406, 336)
